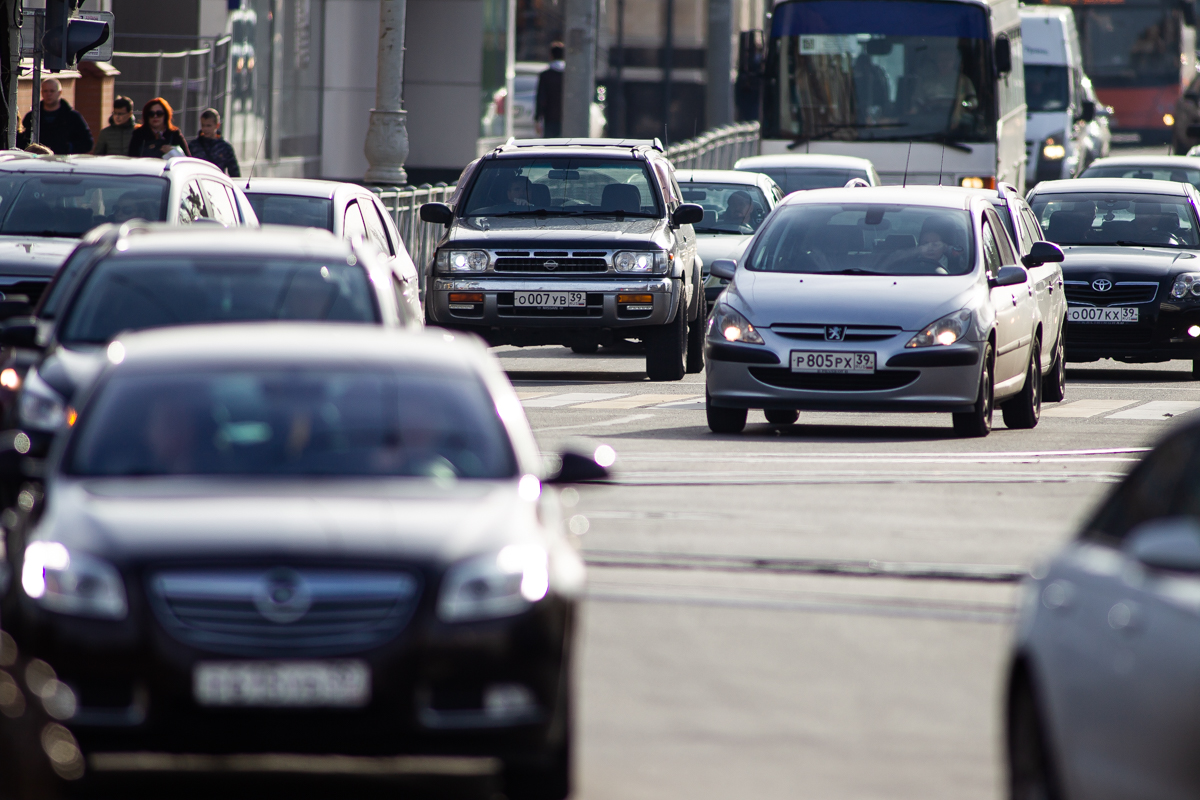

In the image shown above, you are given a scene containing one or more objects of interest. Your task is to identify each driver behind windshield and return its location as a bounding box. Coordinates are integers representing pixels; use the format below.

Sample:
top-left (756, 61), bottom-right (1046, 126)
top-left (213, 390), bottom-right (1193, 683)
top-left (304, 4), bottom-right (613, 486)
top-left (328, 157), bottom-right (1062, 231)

top-left (876, 218), bottom-right (963, 274)
top-left (909, 43), bottom-right (979, 132)
top-left (721, 191), bottom-right (754, 227)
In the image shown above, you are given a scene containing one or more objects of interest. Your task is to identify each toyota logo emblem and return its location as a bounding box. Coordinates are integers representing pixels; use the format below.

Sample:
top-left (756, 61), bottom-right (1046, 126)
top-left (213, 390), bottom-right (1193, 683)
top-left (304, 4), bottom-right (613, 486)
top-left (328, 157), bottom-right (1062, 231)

top-left (1092, 278), bottom-right (1113, 292)
top-left (544, 260), bottom-right (559, 271)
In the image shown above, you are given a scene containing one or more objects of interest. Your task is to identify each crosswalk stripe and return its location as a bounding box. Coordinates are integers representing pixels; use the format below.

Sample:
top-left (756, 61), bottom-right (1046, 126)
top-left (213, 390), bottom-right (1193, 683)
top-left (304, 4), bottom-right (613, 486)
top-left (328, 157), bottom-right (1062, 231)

top-left (575, 394), bottom-right (699, 409)
top-left (522, 392), bottom-right (627, 408)
top-left (1107, 401), bottom-right (1200, 420)
top-left (516, 391), bottom-right (553, 400)
top-left (653, 396), bottom-right (705, 408)
top-left (1041, 399), bottom-right (1136, 418)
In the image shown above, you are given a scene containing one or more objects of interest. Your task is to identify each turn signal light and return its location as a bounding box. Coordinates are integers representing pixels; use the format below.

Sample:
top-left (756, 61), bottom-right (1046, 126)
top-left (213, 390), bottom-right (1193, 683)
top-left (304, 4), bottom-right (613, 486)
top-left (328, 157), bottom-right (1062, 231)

top-left (448, 293), bottom-right (483, 303)
top-left (617, 294), bottom-right (653, 303)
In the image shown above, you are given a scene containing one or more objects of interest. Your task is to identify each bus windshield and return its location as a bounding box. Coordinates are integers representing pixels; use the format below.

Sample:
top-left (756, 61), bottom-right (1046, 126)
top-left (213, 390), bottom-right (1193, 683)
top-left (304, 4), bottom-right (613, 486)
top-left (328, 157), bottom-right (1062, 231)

top-left (1077, 5), bottom-right (1182, 87)
top-left (762, 0), bottom-right (996, 144)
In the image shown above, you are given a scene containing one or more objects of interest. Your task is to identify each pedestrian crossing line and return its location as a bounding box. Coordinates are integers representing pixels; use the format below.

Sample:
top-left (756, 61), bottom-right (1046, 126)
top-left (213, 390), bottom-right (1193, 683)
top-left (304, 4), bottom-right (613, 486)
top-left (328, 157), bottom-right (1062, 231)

top-left (1107, 401), bottom-right (1200, 420)
top-left (1041, 399), bottom-right (1136, 418)
top-left (654, 396), bottom-right (704, 408)
top-left (516, 391), bottom-right (554, 400)
top-left (522, 392), bottom-right (627, 408)
top-left (574, 394), bottom-right (700, 409)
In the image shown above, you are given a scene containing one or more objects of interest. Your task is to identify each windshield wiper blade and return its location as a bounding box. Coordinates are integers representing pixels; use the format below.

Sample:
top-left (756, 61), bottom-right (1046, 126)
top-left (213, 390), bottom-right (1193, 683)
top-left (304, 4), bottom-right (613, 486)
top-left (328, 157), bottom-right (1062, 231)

top-left (820, 268), bottom-right (884, 275)
top-left (901, 133), bottom-right (974, 153)
top-left (788, 122), bottom-right (908, 149)
top-left (1114, 240), bottom-right (1183, 248)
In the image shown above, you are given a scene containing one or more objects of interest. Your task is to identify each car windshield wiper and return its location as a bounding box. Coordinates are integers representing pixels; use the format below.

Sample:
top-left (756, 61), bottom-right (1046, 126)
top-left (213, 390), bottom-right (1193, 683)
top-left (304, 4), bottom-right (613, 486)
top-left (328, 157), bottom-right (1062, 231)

top-left (788, 122), bottom-right (907, 149)
top-left (897, 132), bottom-right (974, 153)
top-left (818, 268), bottom-right (885, 275)
top-left (1114, 240), bottom-right (1186, 248)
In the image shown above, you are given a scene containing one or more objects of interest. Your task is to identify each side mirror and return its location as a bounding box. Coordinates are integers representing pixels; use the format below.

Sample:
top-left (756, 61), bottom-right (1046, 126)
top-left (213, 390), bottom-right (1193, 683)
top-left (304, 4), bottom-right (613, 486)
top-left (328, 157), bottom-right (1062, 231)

top-left (419, 203), bottom-right (454, 226)
top-left (546, 444), bottom-right (615, 484)
top-left (0, 296), bottom-right (31, 322)
top-left (1021, 241), bottom-right (1064, 268)
top-left (709, 259), bottom-right (736, 281)
top-left (1127, 517), bottom-right (1200, 572)
top-left (671, 203), bottom-right (704, 227)
top-left (989, 265), bottom-right (1028, 288)
top-left (1079, 100), bottom-right (1096, 123)
top-left (0, 317), bottom-right (38, 348)
top-left (994, 36), bottom-right (1012, 74)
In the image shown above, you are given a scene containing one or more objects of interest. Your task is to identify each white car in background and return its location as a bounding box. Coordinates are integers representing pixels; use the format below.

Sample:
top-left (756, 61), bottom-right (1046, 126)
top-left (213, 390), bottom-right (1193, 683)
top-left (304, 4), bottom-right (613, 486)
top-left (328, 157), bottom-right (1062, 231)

top-left (734, 153), bottom-right (879, 194)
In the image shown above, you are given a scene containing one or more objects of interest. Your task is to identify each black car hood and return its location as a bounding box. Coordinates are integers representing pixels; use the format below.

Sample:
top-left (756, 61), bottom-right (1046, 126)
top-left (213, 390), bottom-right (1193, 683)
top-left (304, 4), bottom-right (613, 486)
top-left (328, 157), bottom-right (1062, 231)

top-left (39, 478), bottom-right (534, 566)
top-left (447, 215), bottom-right (668, 249)
top-left (0, 236), bottom-right (78, 279)
top-left (1058, 245), bottom-right (1200, 278)
top-left (36, 343), bottom-right (106, 401)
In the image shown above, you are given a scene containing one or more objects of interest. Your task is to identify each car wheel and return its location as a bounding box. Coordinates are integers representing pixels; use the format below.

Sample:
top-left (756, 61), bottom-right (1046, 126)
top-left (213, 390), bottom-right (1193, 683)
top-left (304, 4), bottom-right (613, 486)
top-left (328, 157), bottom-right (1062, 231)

top-left (1008, 676), bottom-right (1063, 800)
top-left (1192, 358), bottom-right (1200, 381)
top-left (1042, 326), bottom-right (1066, 403)
top-left (764, 409), bottom-right (799, 425)
top-left (570, 343), bottom-right (599, 355)
top-left (685, 300), bottom-right (706, 374)
top-left (706, 393), bottom-right (747, 434)
top-left (953, 342), bottom-right (993, 438)
top-left (1002, 336), bottom-right (1042, 429)
top-left (645, 303), bottom-right (687, 382)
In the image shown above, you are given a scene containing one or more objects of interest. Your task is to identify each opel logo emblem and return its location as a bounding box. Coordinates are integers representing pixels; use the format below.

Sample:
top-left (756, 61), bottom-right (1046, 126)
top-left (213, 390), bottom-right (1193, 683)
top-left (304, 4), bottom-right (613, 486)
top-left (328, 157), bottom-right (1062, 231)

top-left (825, 325), bottom-right (846, 341)
top-left (1092, 278), bottom-right (1112, 292)
top-left (544, 260), bottom-right (559, 271)
top-left (253, 568), bottom-right (312, 624)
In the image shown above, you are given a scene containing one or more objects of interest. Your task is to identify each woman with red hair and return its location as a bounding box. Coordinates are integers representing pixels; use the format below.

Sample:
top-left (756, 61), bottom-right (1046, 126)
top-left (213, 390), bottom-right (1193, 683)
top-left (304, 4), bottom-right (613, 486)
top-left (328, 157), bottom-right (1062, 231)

top-left (128, 97), bottom-right (191, 159)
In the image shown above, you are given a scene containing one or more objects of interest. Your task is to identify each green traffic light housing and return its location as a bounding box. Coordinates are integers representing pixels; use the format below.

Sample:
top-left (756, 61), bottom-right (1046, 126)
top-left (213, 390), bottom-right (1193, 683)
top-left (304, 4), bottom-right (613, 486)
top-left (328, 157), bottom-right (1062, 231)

top-left (42, 0), bottom-right (110, 72)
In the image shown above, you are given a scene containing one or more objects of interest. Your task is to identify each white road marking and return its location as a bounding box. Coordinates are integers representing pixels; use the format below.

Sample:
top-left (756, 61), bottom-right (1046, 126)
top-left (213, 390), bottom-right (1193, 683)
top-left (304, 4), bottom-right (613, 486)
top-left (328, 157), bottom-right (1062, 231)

top-left (574, 394), bottom-right (696, 409)
top-left (1041, 399), bottom-right (1136, 418)
top-left (523, 392), bottom-right (627, 408)
top-left (533, 413), bottom-right (655, 432)
top-left (515, 391), bottom-right (554, 400)
top-left (1107, 401), bottom-right (1200, 420)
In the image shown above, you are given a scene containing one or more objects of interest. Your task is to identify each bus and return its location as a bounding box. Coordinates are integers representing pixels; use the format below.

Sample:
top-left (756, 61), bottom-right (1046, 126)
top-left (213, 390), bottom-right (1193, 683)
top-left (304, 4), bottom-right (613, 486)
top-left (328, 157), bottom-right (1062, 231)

top-left (1047, 0), bottom-right (1195, 143)
top-left (758, 0), bottom-right (1027, 189)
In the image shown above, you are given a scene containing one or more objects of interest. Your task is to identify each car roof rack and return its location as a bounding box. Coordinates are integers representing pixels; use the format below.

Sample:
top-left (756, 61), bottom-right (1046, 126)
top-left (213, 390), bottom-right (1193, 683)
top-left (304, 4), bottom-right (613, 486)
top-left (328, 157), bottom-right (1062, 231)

top-left (996, 181), bottom-right (1019, 199)
top-left (494, 138), bottom-right (663, 154)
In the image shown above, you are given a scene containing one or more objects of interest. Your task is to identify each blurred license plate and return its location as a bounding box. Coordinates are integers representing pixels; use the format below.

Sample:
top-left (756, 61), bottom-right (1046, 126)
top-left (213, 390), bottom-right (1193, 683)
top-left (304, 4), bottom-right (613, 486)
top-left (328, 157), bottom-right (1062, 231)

top-left (790, 351), bottom-right (875, 374)
top-left (194, 661), bottom-right (370, 708)
top-left (514, 291), bottom-right (586, 308)
top-left (1068, 306), bottom-right (1138, 323)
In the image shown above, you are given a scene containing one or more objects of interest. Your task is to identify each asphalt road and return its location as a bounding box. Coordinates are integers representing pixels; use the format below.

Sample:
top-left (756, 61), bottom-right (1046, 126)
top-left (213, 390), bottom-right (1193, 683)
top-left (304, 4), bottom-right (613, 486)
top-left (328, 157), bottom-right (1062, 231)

top-left (496, 343), bottom-right (1192, 800)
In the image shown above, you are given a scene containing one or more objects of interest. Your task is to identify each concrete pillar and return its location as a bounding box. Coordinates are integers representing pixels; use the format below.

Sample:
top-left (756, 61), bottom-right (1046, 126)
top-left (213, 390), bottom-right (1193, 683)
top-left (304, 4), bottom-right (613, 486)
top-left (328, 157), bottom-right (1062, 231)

top-left (706, 0), bottom-right (733, 129)
top-left (364, 0), bottom-right (410, 185)
top-left (562, 0), bottom-right (596, 138)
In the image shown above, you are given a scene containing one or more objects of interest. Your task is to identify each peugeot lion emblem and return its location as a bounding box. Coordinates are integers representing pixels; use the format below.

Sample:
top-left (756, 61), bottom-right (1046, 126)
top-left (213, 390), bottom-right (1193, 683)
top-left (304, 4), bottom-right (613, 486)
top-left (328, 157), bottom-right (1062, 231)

top-left (1092, 278), bottom-right (1113, 292)
top-left (543, 260), bottom-right (559, 271)
top-left (825, 326), bottom-right (846, 341)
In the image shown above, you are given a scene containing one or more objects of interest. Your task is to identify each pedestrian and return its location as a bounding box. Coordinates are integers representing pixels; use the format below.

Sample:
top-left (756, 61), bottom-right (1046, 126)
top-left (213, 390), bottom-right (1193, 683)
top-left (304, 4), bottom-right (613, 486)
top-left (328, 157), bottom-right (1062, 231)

top-left (535, 41), bottom-right (565, 138)
top-left (92, 96), bottom-right (137, 156)
top-left (23, 143), bottom-right (52, 155)
top-left (188, 108), bottom-right (240, 177)
top-left (128, 97), bottom-right (191, 159)
top-left (16, 78), bottom-right (93, 154)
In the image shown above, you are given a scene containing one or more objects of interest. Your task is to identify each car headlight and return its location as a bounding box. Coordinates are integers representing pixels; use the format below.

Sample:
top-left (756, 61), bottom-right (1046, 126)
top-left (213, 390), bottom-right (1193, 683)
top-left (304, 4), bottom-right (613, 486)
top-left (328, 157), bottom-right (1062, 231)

top-left (614, 250), bottom-right (668, 274)
top-left (18, 370), bottom-right (66, 431)
top-left (707, 303), bottom-right (763, 344)
top-left (1042, 133), bottom-right (1066, 161)
top-left (437, 544), bottom-right (550, 622)
top-left (436, 249), bottom-right (488, 273)
top-left (1171, 272), bottom-right (1200, 299)
top-left (906, 309), bottom-right (972, 348)
top-left (22, 542), bottom-right (128, 620)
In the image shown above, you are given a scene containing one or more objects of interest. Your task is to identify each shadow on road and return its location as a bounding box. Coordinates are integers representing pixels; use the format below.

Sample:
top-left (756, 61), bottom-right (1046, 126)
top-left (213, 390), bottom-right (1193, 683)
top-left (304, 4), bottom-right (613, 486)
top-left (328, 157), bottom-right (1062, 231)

top-left (1066, 366), bottom-right (1195, 383)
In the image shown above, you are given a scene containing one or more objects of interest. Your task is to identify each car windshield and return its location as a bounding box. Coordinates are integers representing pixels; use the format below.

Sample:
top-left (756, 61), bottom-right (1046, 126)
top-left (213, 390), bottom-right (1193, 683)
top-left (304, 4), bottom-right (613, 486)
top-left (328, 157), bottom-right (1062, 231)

top-left (680, 183), bottom-right (771, 233)
top-left (0, 174), bottom-right (168, 237)
top-left (460, 158), bottom-right (662, 218)
top-left (245, 193), bottom-right (334, 230)
top-left (1030, 192), bottom-right (1200, 247)
top-left (59, 257), bottom-right (378, 345)
top-left (740, 167), bottom-right (868, 194)
top-left (1025, 65), bottom-right (1070, 112)
top-left (1080, 165), bottom-right (1200, 191)
top-left (67, 368), bottom-right (518, 479)
top-left (745, 203), bottom-right (975, 275)
top-left (762, 0), bottom-right (996, 143)
top-left (1077, 5), bottom-right (1183, 87)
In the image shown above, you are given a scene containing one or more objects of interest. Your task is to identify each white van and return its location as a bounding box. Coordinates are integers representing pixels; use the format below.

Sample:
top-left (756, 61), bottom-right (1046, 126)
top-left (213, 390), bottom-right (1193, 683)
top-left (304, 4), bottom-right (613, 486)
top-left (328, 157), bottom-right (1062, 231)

top-left (1021, 7), bottom-right (1096, 186)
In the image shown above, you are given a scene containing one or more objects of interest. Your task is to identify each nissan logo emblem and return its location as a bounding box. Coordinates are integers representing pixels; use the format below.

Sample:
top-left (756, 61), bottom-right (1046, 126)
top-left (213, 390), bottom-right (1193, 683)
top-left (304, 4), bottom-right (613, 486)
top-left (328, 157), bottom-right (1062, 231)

top-left (1092, 278), bottom-right (1113, 292)
top-left (544, 260), bottom-right (559, 271)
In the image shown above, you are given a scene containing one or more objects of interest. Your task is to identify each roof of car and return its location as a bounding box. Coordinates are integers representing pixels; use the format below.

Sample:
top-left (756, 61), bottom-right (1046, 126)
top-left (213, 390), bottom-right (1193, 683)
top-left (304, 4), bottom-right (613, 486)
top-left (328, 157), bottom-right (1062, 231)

top-left (492, 138), bottom-right (664, 159)
top-left (777, 185), bottom-right (976, 210)
top-left (107, 224), bottom-right (356, 259)
top-left (1031, 177), bottom-right (1192, 196)
top-left (1083, 155), bottom-right (1200, 170)
top-left (0, 152), bottom-right (226, 178)
top-left (675, 169), bottom-right (777, 188)
top-left (734, 154), bottom-right (876, 171)
top-left (242, 178), bottom-right (369, 200)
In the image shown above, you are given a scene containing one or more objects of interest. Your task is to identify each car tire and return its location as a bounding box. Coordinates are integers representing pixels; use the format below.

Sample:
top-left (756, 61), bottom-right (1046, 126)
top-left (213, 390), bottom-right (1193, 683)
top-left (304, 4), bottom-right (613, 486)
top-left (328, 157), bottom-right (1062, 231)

top-left (685, 300), bottom-right (706, 374)
top-left (645, 302), bottom-right (687, 382)
top-left (1192, 358), bottom-right (1200, 380)
top-left (1002, 336), bottom-right (1042, 430)
top-left (1007, 675), bottom-right (1064, 800)
top-left (570, 343), bottom-right (599, 354)
top-left (706, 394), bottom-right (747, 434)
top-left (1042, 326), bottom-right (1066, 403)
top-left (764, 409), bottom-right (799, 425)
top-left (953, 342), bottom-right (993, 438)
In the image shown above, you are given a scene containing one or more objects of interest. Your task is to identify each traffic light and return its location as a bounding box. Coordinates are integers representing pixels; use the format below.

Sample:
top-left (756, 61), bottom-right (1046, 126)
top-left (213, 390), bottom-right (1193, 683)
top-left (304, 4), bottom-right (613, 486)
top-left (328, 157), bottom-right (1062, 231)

top-left (42, 0), bottom-right (109, 72)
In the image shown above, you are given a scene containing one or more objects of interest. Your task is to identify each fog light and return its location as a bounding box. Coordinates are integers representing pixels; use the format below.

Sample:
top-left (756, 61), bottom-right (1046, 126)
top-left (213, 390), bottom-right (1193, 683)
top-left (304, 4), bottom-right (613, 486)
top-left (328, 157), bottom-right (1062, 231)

top-left (1165, 113), bottom-right (1176, 127)
top-left (617, 294), bottom-right (653, 303)
top-left (448, 293), bottom-right (483, 303)
top-left (1188, 325), bottom-right (1200, 338)
top-left (483, 683), bottom-right (537, 720)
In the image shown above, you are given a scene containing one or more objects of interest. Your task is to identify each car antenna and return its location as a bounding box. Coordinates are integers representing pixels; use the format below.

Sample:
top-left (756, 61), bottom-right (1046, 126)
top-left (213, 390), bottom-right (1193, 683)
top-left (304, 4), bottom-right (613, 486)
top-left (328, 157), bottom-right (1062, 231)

top-left (902, 142), bottom-right (912, 187)
top-left (937, 142), bottom-right (946, 186)
top-left (245, 126), bottom-right (267, 190)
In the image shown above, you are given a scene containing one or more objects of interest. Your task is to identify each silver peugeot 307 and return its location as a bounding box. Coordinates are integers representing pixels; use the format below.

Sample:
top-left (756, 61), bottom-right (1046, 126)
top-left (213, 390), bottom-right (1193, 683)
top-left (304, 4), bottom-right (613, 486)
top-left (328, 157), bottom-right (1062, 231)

top-left (704, 186), bottom-right (1065, 436)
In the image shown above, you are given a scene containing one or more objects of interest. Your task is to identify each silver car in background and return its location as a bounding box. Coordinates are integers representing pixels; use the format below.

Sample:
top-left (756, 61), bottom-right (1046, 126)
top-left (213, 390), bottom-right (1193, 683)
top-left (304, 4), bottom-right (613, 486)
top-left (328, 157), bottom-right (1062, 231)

top-left (704, 186), bottom-right (1065, 437)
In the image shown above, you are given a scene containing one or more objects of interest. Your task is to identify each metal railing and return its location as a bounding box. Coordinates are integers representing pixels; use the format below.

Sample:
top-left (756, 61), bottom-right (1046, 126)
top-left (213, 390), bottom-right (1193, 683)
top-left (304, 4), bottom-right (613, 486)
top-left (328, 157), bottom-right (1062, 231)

top-left (111, 36), bottom-right (231, 137)
top-left (373, 183), bottom-right (457, 298)
top-left (663, 121), bottom-right (761, 170)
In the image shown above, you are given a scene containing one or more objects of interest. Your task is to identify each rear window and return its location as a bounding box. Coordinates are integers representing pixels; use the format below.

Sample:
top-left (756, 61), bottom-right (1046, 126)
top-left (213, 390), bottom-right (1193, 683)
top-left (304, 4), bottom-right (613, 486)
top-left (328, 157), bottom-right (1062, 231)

top-left (68, 368), bottom-right (518, 479)
top-left (1080, 165), bottom-right (1200, 191)
top-left (245, 194), bottom-right (334, 230)
top-left (739, 167), bottom-right (867, 194)
top-left (60, 257), bottom-right (378, 344)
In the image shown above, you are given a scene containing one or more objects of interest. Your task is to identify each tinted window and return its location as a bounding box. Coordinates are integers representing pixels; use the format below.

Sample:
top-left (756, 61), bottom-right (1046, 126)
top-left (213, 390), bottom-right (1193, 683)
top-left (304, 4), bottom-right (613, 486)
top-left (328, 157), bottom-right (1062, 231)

top-left (1025, 65), bottom-right (1070, 112)
top-left (0, 175), bottom-right (169, 237)
top-left (1086, 435), bottom-right (1197, 545)
top-left (246, 194), bottom-right (334, 230)
top-left (981, 219), bottom-right (1002, 278)
top-left (1080, 165), bottom-right (1200, 191)
top-left (60, 257), bottom-right (378, 344)
top-left (68, 369), bottom-right (517, 479)
top-left (740, 168), bottom-right (865, 194)
top-left (1030, 192), bottom-right (1200, 247)
top-left (461, 158), bottom-right (661, 218)
top-left (679, 183), bottom-right (772, 233)
top-left (745, 203), bottom-right (974, 275)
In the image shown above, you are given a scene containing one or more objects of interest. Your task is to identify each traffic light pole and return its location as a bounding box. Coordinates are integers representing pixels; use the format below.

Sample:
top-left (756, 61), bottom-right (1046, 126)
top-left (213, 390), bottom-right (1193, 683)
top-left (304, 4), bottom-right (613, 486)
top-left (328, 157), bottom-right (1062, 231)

top-left (30, 10), bottom-right (41, 146)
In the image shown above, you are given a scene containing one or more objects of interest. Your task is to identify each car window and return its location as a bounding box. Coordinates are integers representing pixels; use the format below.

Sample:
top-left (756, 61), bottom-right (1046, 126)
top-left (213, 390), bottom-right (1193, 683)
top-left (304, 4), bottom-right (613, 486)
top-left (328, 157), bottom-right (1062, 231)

top-left (201, 180), bottom-right (239, 227)
top-left (460, 157), bottom-right (662, 218)
top-left (678, 183), bottom-right (771, 234)
top-left (745, 204), bottom-right (974, 276)
top-left (360, 197), bottom-right (394, 256)
top-left (981, 218), bottom-right (1002, 278)
top-left (0, 175), bottom-right (169, 237)
top-left (1021, 206), bottom-right (1044, 244)
top-left (1030, 191), bottom-right (1200, 247)
top-left (990, 201), bottom-right (1019, 250)
top-left (35, 245), bottom-right (96, 319)
top-left (987, 209), bottom-right (1017, 265)
top-left (652, 161), bottom-right (679, 209)
top-left (179, 181), bottom-right (209, 224)
top-left (247, 194), bottom-right (334, 230)
top-left (343, 201), bottom-right (368, 241)
top-left (1086, 434), bottom-right (1199, 546)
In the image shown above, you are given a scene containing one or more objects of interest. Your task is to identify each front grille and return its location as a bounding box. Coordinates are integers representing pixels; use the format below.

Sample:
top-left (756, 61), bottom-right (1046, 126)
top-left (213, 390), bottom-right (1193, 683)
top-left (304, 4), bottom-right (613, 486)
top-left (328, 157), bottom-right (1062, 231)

top-left (769, 324), bottom-right (901, 343)
top-left (149, 568), bottom-right (422, 657)
top-left (1066, 326), bottom-right (1155, 346)
top-left (748, 367), bottom-right (919, 391)
top-left (495, 257), bottom-right (608, 273)
top-left (1064, 281), bottom-right (1158, 306)
top-left (497, 292), bottom-right (603, 317)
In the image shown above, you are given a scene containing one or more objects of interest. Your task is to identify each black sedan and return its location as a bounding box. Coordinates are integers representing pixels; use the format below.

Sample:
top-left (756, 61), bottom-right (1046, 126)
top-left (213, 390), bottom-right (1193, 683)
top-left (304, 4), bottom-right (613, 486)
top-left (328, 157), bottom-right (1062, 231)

top-left (0, 324), bottom-right (606, 799)
top-left (1028, 178), bottom-right (1200, 375)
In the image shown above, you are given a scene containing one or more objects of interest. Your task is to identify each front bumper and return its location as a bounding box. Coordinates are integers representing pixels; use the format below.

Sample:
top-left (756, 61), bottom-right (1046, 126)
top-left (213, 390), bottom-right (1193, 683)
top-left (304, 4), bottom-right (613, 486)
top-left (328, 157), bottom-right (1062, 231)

top-left (705, 331), bottom-right (983, 413)
top-left (1064, 301), bottom-right (1200, 362)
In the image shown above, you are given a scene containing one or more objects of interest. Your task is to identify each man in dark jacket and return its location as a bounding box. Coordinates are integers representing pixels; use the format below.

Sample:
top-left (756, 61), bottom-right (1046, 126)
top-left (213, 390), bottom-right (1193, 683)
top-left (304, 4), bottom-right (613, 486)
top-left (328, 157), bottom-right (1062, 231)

top-left (535, 42), bottom-right (565, 138)
top-left (188, 108), bottom-right (240, 177)
top-left (17, 79), bottom-right (93, 154)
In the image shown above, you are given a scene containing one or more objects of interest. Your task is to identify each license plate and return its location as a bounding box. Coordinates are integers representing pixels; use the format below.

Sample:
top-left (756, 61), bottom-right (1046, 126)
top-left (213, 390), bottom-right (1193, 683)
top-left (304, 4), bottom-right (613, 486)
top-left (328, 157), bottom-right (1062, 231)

top-left (1068, 306), bottom-right (1138, 324)
top-left (194, 661), bottom-right (370, 708)
top-left (513, 291), bottom-right (586, 308)
top-left (790, 350), bottom-right (876, 374)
